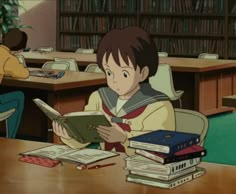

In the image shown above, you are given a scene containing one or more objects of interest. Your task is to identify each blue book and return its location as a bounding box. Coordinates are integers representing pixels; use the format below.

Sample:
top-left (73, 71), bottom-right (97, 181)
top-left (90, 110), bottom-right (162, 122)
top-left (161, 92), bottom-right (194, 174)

top-left (128, 130), bottom-right (200, 154)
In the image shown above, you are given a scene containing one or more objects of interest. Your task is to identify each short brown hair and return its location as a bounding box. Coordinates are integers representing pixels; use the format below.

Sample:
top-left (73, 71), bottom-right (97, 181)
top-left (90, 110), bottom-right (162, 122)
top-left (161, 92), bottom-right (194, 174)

top-left (97, 26), bottom-right (158, 79)
top-left (2, 28), bottom-right (28, 51)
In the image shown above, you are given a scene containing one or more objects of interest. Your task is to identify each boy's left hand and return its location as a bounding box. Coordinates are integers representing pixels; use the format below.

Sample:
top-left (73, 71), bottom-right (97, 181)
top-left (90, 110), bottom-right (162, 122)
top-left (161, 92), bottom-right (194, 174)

top-left (97, 123), bottom-right (127, 143)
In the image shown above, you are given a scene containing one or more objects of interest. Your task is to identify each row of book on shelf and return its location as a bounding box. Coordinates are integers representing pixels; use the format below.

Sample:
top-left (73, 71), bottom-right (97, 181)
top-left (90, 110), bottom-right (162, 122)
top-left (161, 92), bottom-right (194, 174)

top-left (60, 15), bottom-right (225, 35)
top-left (125, 130), bottom-right (206, 189)
top-left (59, 0), bottom-right (232, 14)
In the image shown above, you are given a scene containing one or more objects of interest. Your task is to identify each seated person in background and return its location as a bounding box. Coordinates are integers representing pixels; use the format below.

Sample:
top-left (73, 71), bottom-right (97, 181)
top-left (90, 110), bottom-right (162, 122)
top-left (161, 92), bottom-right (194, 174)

top-left (53, 26), bottom-right (175, 155)
top-left (0, 28), bottom-right (30, 138)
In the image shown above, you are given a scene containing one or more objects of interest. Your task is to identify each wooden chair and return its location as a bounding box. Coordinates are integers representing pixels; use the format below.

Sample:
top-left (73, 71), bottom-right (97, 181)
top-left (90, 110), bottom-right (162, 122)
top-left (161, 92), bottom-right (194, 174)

top-left (174, 108), bottom-right (209, 146)
top-left (149, 63), bottom-right (184, 108)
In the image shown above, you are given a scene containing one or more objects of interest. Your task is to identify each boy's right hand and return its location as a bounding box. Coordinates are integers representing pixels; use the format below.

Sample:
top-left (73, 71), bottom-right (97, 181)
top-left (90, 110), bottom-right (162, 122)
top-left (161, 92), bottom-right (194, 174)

top-left (52, 120), bottom-right (72, 140)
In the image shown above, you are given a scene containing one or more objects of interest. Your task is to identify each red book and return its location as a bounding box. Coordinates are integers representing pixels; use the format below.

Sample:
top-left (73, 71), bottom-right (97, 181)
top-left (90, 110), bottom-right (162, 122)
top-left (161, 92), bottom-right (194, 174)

top-left (135, 145), bottom-right (206, 164)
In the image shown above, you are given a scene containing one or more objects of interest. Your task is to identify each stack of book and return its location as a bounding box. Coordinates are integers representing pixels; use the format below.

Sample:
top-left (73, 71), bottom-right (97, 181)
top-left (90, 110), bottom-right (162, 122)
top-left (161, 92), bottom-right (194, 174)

top-left (125, 130), bottom-right (207, 189)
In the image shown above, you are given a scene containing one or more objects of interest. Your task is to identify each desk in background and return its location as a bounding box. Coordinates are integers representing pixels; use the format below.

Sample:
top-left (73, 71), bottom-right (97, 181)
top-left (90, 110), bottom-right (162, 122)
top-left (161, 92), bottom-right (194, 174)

top-left (0, 68), bottom-right (106, 142)
top-left (21, 52), bottom-right (236, 115)
top-left (1, 138), bottom-right (236, 194)
top-left (19, 51), bottom-right (97, 68)
top-left (160, 57), bottom-right (236, 115)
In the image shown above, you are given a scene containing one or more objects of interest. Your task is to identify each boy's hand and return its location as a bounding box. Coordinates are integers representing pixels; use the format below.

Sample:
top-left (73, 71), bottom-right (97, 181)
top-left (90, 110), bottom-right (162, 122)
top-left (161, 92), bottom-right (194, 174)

top-left (52, 120), bottom-right (72, 140)
top-left (97, 123), bottom-right (127, 143)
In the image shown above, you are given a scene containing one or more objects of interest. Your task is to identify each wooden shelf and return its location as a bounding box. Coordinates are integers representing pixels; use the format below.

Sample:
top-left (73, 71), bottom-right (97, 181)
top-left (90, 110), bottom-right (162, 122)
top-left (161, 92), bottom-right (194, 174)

top-left (56, 0), bottom-right (236, 59)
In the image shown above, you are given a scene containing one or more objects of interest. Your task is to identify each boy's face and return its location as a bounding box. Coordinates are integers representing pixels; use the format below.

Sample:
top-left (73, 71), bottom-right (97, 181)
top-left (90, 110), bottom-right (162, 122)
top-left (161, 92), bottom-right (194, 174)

top-left (102, 52), bottom-right (144, 97)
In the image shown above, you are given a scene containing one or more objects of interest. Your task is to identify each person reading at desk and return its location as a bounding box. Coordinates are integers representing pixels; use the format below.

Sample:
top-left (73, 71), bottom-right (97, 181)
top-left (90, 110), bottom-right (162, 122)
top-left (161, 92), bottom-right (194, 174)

top-left (52, 26), bottom-right (175, 155)
top-left (0, 28), bottom-right (30, 138)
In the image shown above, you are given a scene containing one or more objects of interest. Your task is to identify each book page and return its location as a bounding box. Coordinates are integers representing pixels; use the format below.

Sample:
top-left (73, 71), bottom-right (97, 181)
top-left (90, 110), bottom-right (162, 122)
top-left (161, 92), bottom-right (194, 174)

top-left (64, 111), bottom-right (104, 117)
top-left (21, 145), bottom-right (75, 159)
top-left (57, 148), bottom-right (119, 164)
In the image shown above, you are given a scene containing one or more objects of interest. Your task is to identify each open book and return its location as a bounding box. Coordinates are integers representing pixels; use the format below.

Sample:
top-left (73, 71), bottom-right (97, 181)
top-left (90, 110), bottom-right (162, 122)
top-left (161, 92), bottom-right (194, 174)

top-left (20, 144), bottom-right (119, 165)
top-left (33, 98), bottom-right (111, 143)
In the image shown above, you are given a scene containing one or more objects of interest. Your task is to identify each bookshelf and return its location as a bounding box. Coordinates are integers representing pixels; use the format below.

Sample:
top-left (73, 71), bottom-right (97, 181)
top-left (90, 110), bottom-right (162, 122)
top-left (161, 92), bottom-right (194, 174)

top-left (56, 0), bottom-right (236, 59)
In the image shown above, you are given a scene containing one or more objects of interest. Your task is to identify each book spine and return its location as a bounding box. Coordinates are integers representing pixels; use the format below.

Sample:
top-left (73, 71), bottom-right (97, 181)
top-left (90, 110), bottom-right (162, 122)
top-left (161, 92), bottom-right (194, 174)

top-left (164, 149), bottom-right (206, 164)
top-left (168, 157), bottom-right (200, 174)
top-left (130, 166), bottom-right (196, 181)
top-left (169, 136), bottom-right (200, 154)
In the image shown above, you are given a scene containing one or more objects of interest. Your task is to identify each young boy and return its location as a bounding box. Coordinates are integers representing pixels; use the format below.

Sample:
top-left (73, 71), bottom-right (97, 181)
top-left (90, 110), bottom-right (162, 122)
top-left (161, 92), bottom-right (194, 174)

top-left (53, 26), bottom-right (175, 155)
top-left (0, 28), bottom-right (30, 138)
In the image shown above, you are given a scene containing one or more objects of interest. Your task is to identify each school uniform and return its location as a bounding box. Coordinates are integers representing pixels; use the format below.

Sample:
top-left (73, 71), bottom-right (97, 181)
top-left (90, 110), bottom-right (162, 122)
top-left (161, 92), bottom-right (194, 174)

top-left (61, 83), bottom-right (175, 155)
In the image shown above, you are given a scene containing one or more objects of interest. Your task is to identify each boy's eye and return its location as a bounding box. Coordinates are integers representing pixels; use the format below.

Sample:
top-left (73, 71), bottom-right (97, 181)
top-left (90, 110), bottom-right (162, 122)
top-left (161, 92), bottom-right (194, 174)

top-left (123, 71), bottom-right (129, 78)
top-left (105, 69), bottom-right (112, 76)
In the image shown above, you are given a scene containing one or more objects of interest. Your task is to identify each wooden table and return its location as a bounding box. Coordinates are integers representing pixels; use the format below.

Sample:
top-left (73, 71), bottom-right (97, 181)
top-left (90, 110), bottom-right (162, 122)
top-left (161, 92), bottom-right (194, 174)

top-left (0, 68), bottom-right (106, 142)
top-left (21, 52), bottom-right (236, 115)
top-left (160, 57), bottom-right (236, 115)
top-left (1, 138), bottom-right (236, 194)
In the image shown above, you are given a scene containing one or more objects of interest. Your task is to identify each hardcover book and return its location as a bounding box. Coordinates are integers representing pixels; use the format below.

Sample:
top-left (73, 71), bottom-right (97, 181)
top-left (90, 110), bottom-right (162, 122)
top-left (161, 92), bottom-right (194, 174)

top-left (135, 144), bottom-right (206, 164)
top-left (127, 167), bottom-right (206, 189)
top-left (129, 130), bottom-right (200, 154)
top-left (125, 155), bottom-right (201, 175)
top-left (33, 98), bottom-right (111, 143)
top-left (130, 166), bottom-right (196, 181)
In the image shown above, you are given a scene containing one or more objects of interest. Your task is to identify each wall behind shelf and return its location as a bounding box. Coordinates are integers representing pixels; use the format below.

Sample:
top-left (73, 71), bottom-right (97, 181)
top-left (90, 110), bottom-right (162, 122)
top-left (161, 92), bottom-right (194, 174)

top-left (19, 0), bottom-right (57, 50)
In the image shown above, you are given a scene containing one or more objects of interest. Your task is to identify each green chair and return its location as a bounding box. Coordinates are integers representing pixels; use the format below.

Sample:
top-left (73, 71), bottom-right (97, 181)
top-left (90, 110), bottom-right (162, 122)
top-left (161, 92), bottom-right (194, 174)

top-left (149, 63), bottom-right (184, 108)
top-left (174, 108), bottom-right (209, 146)
top-left (54, 57), bottom-right (79, 71)
top-left (84, 63), bottom-right (103, 73)
top-left (42, 61), bottom-right (70, 71)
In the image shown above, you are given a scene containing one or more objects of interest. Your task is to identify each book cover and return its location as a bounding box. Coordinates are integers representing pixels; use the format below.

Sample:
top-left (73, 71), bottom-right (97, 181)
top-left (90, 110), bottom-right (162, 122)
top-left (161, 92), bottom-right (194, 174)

top-left (33, 98), bottom-right (111, 143)
top-left (126, 167), bottom-right (206, 189)
top-left (129, 130), bottom-right (200, 154)
top-left (135, 144), bottom-right (206, 164)
top-left (125, 155), bottom-right (201, 175)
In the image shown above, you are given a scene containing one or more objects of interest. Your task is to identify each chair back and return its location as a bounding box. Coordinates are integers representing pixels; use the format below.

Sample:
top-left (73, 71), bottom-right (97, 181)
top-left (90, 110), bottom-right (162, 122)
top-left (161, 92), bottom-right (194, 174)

top-left (149, 63), bottom-right (177, 100)
top-left (42, 61), bottom-right (70, 70)
top-left (198, 53), bottom-right (219, 59)
top-left (174, 108), bottom-right (209, 146)
top-left (54, 57), bottom-right (79, 71)
top-left (75, 48), bottom-right (94, 54)
top-left (37, 47), bottom-right (54, 52)
top-left (15, 55), bottom-right (27, 67)
top-left (0, 108), bottom-right (16, 122)
top-left (158, 52), bottom-right (168, 57)
top-left (84, 63), bottom-right (103, 73)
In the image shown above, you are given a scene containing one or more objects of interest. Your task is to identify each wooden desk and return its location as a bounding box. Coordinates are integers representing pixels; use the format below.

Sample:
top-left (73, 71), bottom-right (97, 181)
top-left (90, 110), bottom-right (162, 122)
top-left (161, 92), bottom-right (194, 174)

top-left (21, 52), bottom-right (236, 115)
top-left (160, 57), bottom-right (236, 115)
top-left (19, 51), bottom-right (97, 67)
top-left (1, 138), bottom-right (236, 194)
top-left (0, 69), bottom-right (106, 142)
